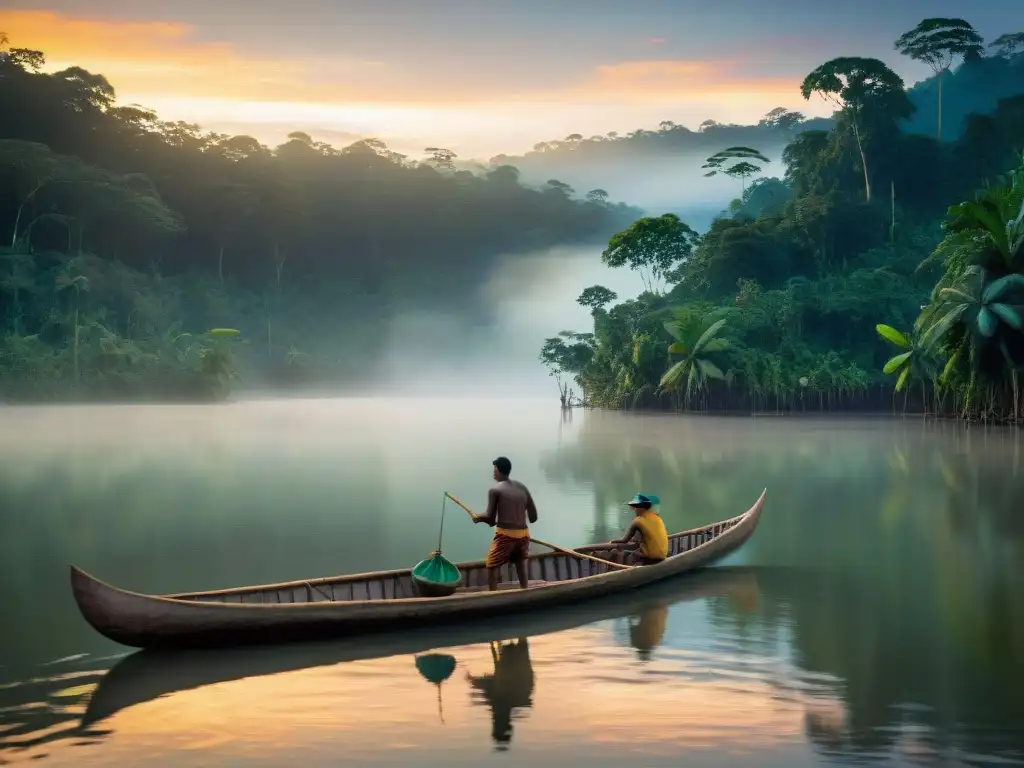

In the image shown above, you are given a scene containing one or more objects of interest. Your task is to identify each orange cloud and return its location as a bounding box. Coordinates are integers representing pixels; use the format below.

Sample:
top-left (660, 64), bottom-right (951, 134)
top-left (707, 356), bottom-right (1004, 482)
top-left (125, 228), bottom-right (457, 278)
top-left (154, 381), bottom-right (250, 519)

top-left (2, 10), bottom-right (387, 103)
top-left (6, 12), bottom-right (807, 109)
top-left (2, 11), bottom-right (830, 155)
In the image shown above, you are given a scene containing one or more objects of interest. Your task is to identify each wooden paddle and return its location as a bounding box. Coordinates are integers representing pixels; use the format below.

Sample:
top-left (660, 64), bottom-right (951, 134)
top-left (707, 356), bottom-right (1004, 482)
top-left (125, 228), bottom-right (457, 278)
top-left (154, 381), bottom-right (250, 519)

top-left (443, 492), bottom-right (635, 571)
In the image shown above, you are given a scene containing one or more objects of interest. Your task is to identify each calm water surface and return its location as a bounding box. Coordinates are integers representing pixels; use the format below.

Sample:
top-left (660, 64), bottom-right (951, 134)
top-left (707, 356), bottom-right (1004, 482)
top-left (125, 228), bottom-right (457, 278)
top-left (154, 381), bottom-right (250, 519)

top-left (0, 399), bottom-right (1022, 766)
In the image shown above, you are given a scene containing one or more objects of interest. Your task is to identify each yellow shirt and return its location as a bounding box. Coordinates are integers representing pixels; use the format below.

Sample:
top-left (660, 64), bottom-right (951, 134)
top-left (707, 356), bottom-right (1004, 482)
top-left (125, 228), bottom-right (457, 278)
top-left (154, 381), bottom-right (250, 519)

top-left (633, 510), bottom-right (669, 560)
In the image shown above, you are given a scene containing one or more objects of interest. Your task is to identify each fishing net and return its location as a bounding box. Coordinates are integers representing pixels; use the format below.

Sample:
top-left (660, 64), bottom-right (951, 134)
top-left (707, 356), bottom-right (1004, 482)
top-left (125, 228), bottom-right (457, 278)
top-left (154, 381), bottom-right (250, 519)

top-left (411, 551), bottom-right (463, 596)
top-left (411, 494), bottom-right (465, 596)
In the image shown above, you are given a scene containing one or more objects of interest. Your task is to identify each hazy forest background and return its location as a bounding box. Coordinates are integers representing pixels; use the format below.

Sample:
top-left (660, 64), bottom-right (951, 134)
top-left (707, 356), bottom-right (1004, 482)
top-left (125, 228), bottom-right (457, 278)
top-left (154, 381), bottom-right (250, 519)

top-left (0, 23), bottom-right (1022, 414)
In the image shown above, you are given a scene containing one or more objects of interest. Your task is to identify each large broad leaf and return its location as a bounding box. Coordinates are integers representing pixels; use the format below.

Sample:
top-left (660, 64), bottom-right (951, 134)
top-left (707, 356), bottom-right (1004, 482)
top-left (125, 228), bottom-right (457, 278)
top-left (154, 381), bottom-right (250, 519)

top-left (989, 302), bottom-right (1023, 330)
top-left (982, 274), bottom-right (1024, 303)
top-left (667, 342), bottom-right (687, 355)
top-left (953, 200), bottom-right (1011, 258)
top-left (939, 348), bottom-right (961, 385)
top-left (658, 359), bottom-right (688, 390)
top-left (692, 318), bottom-right (727, 354)
top-left (701, 337), bottom-right (730, 353)
top-left (876, 324), bottom-right (909, 348)
top-left (662, 321), bottom-right (685, 344)
top-left (685, 364), bottom-right (701, 398)
top-left (977, 306), bottom-right (999, 337)
top-left (920, 304), bottom-right (968, 351)
top-left (895, 366), bottom-right (911, 392)
top-left (937, 286), bottom-right (978, 305)
top-left (695, 358), bottom-right (725, 380)
top-left (1009, 199), bottom-right (1024, 258)
top-left (883, 350), bottom-right (912, 375)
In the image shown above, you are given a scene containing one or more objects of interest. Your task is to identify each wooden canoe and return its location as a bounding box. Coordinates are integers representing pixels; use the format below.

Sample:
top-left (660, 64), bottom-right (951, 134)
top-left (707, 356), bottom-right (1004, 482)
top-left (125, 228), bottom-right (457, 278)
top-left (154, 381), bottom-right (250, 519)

top-left (70, 488), bottom-right (766, 650)
top-left (80, 567), bottom-right (761, 728)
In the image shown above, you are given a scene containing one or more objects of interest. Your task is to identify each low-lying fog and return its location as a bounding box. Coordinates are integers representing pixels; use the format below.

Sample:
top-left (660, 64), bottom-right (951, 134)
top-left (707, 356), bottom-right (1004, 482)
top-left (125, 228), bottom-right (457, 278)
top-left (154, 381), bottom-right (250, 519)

top-left (368, 155), bottom-right (771, 399)
top-left (375, 244), bottom-right (646, 398)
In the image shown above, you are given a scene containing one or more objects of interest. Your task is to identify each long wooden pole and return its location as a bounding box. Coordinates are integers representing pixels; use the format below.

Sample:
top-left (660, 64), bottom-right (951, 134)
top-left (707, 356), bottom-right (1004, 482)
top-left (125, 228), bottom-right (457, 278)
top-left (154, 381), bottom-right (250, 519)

top-left (444, 492), bottom-right (634, 571)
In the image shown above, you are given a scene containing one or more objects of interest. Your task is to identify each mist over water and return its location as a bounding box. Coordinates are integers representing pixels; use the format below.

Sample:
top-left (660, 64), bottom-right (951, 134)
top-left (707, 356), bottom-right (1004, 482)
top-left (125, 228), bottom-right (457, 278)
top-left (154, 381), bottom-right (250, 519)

top-left (377, 245), bottom-right (647, 397)
top-left (370, 155), bottom-right (773, 399)
top-left (255, 150), bottom-right (774, 399)
top-left (513, 149), bottom-right (788, 219)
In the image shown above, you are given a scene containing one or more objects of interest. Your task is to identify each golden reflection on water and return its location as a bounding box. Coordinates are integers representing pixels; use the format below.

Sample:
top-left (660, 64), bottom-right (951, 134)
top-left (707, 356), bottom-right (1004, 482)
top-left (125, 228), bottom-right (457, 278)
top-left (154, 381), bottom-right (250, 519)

top-left (3, 618), bottom-right (837, 767)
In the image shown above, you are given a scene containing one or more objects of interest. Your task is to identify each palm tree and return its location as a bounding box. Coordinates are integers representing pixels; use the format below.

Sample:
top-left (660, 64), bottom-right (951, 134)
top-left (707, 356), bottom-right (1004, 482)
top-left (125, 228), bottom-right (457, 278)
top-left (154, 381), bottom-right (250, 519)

top-left (876, 324), bottom-right (937, 413)
top-left (917, 269), bottom-right (1024, 419)
top-left (911, 155), bottom-right (1024, 419)
top-left (659, 316), bottom-right (730, 410)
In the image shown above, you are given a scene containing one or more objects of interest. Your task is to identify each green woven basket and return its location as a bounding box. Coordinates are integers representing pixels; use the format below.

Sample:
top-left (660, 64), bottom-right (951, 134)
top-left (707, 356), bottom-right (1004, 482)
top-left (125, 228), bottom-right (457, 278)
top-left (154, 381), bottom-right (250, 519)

top-left (411, 551), bottom-right (464, 597)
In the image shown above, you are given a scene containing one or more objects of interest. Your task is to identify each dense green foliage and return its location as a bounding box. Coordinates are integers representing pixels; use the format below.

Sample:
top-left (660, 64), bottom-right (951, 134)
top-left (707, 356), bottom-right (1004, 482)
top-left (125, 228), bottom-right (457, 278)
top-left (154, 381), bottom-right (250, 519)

top-left (539, 20), bottom-right (1024, 421)
top-left (0, 34), bottom-right (638, 400)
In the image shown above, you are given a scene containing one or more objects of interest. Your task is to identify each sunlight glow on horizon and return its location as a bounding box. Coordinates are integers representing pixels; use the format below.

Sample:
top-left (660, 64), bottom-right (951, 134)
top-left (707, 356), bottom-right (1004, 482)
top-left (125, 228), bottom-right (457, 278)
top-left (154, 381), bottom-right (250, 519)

top-left (5, 8), bottom-right (835, 159)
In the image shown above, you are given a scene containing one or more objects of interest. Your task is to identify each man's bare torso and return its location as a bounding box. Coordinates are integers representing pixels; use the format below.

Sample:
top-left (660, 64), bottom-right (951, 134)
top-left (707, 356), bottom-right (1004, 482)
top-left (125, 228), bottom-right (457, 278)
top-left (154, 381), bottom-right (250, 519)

top-left (485, 479), bottom-right (537, 530)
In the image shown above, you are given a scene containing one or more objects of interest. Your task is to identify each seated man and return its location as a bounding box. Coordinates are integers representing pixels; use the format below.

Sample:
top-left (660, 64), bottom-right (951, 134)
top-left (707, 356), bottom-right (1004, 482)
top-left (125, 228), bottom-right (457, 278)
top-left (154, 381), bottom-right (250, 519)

top-left (610, 493), bottom-right (668, 564)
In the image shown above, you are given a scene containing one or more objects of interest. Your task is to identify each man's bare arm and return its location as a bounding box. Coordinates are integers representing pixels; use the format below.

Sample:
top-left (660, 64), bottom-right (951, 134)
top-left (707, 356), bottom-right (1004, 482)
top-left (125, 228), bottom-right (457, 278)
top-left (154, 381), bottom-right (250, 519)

top-left (475, 488), bottom-right (499, 526)
top-left (611, 522), bottom-right (640, 547)
top-left (526, 489), bottom-right (538, 525)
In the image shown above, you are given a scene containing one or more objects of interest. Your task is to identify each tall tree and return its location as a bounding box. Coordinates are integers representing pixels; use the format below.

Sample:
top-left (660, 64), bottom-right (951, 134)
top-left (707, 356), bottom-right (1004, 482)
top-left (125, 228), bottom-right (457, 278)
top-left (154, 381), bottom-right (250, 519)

top-left (759, 108), bottom-right (806, 132)
top-left (601, 214), bottom-right (700, 294)
top-left (576, 285), bottom-right (618, 313)
top-left (989, 32), bottom-right (1024, 58)
top-left (895, 18), bottom-right (984, 141)
top-left (701, 146), bottom-right (771, 193)
top-left (800, 57), bottom-right (912, 203)
top-left (424, 147), bottom-right (456, 171)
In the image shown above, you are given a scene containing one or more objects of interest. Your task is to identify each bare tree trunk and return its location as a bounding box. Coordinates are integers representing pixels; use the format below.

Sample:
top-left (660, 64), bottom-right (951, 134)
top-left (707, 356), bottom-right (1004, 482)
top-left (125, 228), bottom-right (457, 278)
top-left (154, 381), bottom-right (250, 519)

top-left (72, 305), bottom-right (80, 384)
top-left (851, 116), bottom-right (871, 202)
top-left (890, 182), bottom-right (896, 242)
top-left (10, 205), bottom-right (23, 247)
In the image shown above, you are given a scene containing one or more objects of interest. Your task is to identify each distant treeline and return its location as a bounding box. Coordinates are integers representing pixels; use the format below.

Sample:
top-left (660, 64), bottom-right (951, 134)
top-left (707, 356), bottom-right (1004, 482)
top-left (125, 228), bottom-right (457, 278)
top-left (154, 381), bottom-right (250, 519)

top-left (494, 43), bottom-right (1024, 188)
top-left (0, 34), bottom-right (640, 400)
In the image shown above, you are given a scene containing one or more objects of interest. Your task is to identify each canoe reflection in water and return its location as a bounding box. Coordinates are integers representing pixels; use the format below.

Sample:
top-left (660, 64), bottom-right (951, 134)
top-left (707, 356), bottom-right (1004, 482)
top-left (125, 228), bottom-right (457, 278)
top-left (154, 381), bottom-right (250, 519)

top-left (466, 638), bottom-right (535, 749)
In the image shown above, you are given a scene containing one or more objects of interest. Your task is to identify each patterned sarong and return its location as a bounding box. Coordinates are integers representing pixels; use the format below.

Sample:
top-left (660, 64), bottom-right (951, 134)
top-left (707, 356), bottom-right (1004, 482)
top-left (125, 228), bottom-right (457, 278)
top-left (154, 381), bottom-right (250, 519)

top-left (486, 529), bottom-right (530, 568)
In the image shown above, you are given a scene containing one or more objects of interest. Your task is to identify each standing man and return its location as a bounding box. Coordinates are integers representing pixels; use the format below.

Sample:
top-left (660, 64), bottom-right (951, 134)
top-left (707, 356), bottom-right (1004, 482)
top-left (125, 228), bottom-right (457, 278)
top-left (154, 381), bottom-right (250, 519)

top-left (473, 456), bottom-right (538, 591)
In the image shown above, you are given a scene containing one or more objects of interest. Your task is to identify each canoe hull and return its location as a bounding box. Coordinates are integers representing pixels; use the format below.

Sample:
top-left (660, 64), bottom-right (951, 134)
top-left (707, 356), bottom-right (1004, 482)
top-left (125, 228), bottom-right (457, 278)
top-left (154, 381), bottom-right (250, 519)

top-left (71, 489), bottom-right (765, 650)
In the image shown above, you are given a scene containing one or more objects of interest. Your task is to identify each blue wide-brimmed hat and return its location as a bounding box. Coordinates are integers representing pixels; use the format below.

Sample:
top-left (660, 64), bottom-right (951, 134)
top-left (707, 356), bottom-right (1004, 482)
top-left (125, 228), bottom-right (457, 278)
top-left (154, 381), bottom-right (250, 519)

top-left (626, 493), bottom-right (660, 507)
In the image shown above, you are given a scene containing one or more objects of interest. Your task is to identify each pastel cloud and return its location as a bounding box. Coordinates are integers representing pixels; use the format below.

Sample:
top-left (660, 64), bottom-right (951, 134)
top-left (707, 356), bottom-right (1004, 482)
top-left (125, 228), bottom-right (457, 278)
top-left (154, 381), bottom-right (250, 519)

top-left (563, 59), bottom-right (804, 105)
top-left (2, 10), bottom-right (386, 103)
top-left (3, 10), bottom-right (830, 156)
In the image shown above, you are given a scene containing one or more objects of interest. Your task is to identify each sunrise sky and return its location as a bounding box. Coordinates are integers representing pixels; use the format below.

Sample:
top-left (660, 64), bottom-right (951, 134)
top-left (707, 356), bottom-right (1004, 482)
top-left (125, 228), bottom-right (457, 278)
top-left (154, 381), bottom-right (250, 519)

top-left (0, 0), bottom-right (1012, 160)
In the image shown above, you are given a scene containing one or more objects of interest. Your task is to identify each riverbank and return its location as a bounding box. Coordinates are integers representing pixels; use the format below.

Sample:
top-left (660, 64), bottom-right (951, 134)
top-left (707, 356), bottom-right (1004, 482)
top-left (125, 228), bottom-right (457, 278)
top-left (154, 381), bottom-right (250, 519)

top-left (563, 392), bottom-right (1023, 424)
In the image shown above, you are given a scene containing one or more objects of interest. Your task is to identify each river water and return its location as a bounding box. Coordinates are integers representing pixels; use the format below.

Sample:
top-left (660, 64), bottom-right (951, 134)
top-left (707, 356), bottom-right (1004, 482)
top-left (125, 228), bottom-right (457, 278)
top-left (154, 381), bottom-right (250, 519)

top-left (0, 399), bottom-right (1021, 766)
